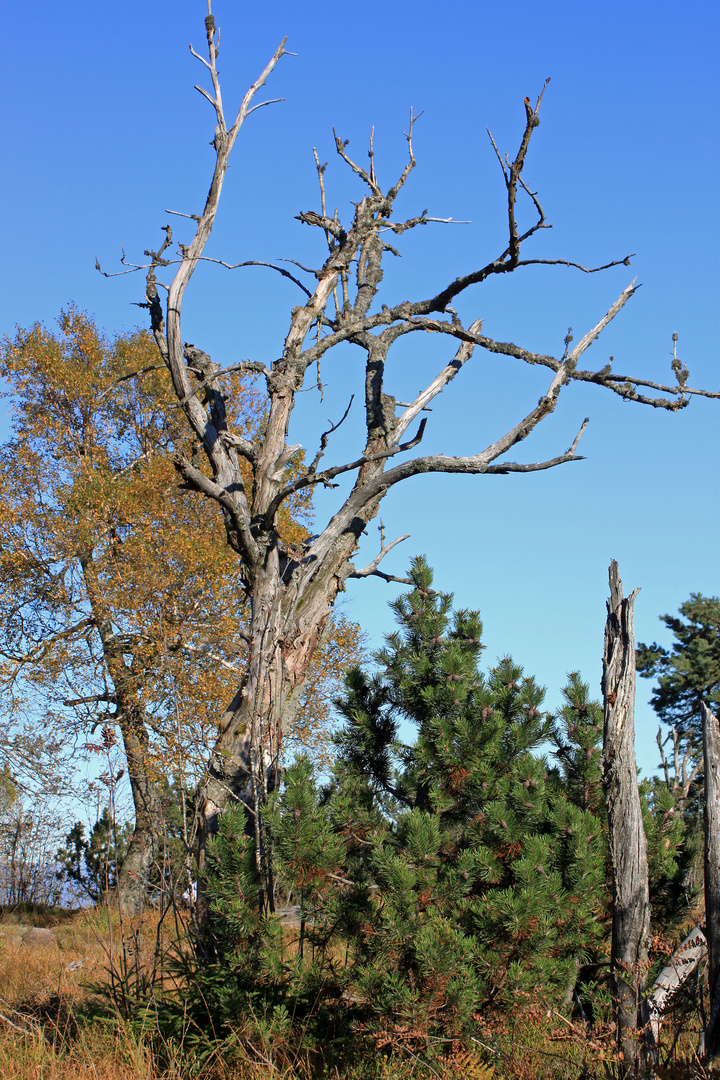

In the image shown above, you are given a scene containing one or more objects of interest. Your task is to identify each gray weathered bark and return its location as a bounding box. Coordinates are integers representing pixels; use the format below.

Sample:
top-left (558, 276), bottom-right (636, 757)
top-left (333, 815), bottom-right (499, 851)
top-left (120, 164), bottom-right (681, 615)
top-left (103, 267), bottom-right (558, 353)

top-left (646, 923), bottom-right (707, 1045)
top-left (702, 702), bottom-right (720, 1059)
top-left (599, 560), bottom-right (651, 1074)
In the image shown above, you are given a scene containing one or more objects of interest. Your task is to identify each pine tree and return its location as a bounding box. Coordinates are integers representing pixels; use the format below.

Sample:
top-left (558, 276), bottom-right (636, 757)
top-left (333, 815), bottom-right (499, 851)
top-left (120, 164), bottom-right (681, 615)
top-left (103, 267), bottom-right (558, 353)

top-left (637, 594), bottom-right (720, 752)
top-left (549, 672), bottom-right (605, 816)
top-left (326, 558), bottom-right (607, 1033)
top-left (56, 808), bottom-right (131, 904)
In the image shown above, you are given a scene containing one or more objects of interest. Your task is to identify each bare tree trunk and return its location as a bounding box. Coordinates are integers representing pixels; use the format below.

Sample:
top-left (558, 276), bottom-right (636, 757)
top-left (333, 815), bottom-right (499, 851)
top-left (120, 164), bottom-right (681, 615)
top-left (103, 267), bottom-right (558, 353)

top-left (114, 707), bottom-right (165, 918)
top-left (702, 702), bottom-right (720, 1060)
top-left (599, 560), bottom-right (651, 1075)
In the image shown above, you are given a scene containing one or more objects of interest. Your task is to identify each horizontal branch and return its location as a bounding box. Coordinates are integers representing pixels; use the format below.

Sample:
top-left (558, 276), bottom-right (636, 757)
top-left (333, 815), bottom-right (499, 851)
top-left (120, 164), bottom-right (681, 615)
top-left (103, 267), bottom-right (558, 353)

top-left (63, 693), bottom-right (116, 708)
top-left (590, 372), bottom-right (720, 402)
top-left (330, 412), bottom-right (590, 540)
top-left (98, 364), bottom-right (166, 401)
top-left (103, 253), bottom-right (313, 298)
top-left (516, 255), bottom-right (635, 273)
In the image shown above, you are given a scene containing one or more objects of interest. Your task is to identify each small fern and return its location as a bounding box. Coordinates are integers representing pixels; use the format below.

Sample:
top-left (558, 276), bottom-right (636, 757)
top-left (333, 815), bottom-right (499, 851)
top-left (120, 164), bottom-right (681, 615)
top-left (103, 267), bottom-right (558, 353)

top-left (444, 1046), bottom-right (495, 1079)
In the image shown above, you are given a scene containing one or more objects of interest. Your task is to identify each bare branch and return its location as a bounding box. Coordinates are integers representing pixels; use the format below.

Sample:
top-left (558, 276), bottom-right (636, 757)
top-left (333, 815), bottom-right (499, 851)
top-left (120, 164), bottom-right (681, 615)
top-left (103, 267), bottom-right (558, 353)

top-left (349, 521), bottom-right (412, 583)
top-left (658, 726), bottom-right (672, 789)
top-left (423, 216), bottom-right (472, 225)
top-left (305, 396), bottom-right (355, 476)
top-left (393, 318), bottom-right (484, 444)
top-left (165, 208), bottom-right (201, 221)
top-left (516, 255), bottom-right (635, 273)
top-left (486, 128), bottom-right (509, 185)
top-left (482, 417), bottom-right (588, 473)
top-left (175, 455), bottom-right (259, 565)
top-left (215, 259), bottom-right (313, 297)
top-left (507, 80), bottom-right (550, 264)
top-left (566, 281), bottom-right (638, 367)
top-left (232, 38), bottom-right (289, 136)
top-left (245, 97), bottom-right (285, 117)
top-left (279, 257), bottom-right (319, 275)
top-left (63, 694), bottom-right (116, 708)
top-left (262, 420), bottom-right (427, 527)
top-left (98, 364), bottom-right (166, 401)
top-left (193, 82), bottom-right (218, 109)
top-left (332, 128), bottom-right (382, 196)
top-left (188, 44), bottom-right (213, 74)
top-left (337, 392), bottom-right (588, 524)
top-left (386, 108), bottom-right (423, 203)
top-left (218, 431), bottom-right (256, 462)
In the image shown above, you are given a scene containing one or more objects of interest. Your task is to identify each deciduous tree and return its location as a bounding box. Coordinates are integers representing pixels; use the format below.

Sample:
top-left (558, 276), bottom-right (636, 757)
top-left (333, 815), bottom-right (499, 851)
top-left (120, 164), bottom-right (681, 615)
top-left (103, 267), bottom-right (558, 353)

top-left (0, 310), bottom-right (361, 914)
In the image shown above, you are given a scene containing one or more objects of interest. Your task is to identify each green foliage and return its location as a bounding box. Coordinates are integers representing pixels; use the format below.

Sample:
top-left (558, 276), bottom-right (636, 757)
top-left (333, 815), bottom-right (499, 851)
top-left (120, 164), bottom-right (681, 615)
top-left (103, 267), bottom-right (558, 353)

top-left (325, 557), bottom-right (607, 1032)
top-left (637, 593), bottom-right (720, 751)
top-left (126, 560), bottom-right (717, 1073)
top-left (640, 774), bottom-right (700, 929)
top-left (142, 560), bottom-right (608, 1069)
top-left (144, 793), bottom-right (360, 1076)
top-left (56, 808), bottom-right (131, 904)
top-left (636, 593), bottom-right (717, 929)
top-left (549, 672), bottom-right (604, 817)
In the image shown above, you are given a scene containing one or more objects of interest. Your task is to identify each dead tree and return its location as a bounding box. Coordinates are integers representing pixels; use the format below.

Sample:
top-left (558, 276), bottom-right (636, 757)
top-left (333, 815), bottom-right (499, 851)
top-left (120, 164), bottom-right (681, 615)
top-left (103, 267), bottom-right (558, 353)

top-left (702, 702), bottom-right (720, 1059)
top-left (599, 561), bottom-right (651, 1074)
top-left (647, 923), bottom-right (707, 1046)
top-left (657, 725), bottom-right (704, 818)
top-left (100, 6), bottom-right (718, 922)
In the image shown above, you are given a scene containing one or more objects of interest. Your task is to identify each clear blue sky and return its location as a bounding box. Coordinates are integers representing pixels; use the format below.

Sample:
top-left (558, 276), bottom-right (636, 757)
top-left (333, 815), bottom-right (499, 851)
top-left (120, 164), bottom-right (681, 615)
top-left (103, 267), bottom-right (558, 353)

top-left (1, 0), bottom-right (718, 778)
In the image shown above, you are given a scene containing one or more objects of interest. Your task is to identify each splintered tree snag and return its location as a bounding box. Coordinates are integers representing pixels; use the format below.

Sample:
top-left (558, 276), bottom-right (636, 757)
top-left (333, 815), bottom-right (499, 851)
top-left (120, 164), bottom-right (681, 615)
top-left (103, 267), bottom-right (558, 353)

top-left (702, 702), bottom-right (720, 1059)
top-left (103, 6), bottom-right (719, 931)
top-left (599, 561), bottom-right (651, 1074)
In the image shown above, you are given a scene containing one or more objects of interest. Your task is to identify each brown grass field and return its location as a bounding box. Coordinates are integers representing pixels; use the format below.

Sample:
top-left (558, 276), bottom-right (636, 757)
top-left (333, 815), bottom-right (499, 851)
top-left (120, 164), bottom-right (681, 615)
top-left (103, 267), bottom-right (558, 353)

top-left (0, 904), bottom-right (714, 1079)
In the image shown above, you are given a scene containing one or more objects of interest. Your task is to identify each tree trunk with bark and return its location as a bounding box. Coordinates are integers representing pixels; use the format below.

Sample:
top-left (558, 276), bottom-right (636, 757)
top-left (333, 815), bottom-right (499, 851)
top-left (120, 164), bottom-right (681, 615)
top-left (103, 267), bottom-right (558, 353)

top-left (599, 560), bottom-right (651, 1075)
top-left (81, 554), bottom-right (165, 918)
top-left (702, 702), bottom-right (720, 1059)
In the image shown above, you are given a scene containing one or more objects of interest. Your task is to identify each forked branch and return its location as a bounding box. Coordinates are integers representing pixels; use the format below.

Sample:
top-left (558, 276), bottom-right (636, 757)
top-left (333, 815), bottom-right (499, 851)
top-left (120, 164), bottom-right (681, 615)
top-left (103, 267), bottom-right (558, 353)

top-left (349, 521), bottom-right (412, 584)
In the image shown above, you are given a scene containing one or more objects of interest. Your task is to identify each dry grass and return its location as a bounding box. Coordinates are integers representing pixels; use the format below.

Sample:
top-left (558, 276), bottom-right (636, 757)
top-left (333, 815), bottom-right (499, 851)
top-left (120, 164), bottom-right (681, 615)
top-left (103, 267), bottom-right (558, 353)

top-left (0, 904), bottom-right (189, 1080)
top-left (0, 905), bottom-right (715, 1079)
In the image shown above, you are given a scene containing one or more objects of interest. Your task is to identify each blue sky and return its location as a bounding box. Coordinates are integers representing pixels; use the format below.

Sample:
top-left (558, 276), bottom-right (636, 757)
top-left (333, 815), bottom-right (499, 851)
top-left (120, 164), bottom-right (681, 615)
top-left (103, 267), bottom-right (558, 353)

top-left (1, 0), bottom-right (718, 778)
